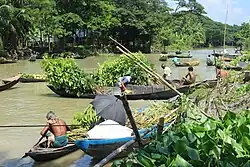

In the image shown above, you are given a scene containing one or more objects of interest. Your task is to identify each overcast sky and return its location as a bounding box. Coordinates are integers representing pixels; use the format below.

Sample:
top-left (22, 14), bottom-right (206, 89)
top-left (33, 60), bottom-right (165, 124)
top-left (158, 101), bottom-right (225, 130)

top-left (167, 0), bottom-right (250, 25)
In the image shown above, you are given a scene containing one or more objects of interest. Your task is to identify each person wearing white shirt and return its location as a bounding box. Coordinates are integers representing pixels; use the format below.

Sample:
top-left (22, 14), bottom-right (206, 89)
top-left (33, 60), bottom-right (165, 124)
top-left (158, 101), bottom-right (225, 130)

top-left (161, 64), bottom-right (172, 81)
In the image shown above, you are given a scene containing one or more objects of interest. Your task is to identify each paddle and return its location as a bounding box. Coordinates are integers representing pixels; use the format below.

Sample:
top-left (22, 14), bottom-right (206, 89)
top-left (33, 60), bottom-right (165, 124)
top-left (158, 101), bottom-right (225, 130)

top-left (22, 130), bottom-right (47, 158)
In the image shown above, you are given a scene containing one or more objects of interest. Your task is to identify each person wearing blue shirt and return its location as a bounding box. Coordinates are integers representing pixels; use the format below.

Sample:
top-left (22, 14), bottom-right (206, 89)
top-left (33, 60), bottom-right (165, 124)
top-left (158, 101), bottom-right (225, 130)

top-left (118, 76), bottom-right (137, 94)
top-left (172, 57), bottom-right (180, 64)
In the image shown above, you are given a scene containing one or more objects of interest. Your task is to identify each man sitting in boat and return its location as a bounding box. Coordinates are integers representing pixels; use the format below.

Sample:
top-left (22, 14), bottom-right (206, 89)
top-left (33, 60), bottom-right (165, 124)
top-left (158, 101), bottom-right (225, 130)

top-left (216, 66), bottom-right (228, 79)
top-left (40, 111), bottom-right (71, 148)
top-left (118, 75), bottom-right (137, 94)
top-left (182, 66), bottom-right (196, 85)
top-left (161, 63), bottom-right (172, 83)
top-left (172, 57), bottom-right (180, 65)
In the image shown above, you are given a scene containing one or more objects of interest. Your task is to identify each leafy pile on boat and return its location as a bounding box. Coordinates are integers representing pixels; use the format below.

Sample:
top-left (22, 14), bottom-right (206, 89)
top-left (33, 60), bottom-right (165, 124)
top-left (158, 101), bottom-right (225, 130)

top-left (93, 53), bottom-right (154, 86)
top-left (41, 56), bottom-right (96, 95)
top-left (21, 73), bottom-right (46, 80)
top-left (40, 53), bottom-right (155, 96)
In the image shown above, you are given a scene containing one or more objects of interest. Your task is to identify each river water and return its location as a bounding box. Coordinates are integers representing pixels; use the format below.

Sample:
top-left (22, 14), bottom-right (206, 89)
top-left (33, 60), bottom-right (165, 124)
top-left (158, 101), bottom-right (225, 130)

top-left (0, 49), bottom-right (227, 166)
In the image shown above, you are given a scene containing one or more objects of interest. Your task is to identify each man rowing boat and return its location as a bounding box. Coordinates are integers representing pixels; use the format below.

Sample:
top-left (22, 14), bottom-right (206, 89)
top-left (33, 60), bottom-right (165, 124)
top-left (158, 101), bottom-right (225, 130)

top-left (40, 111), bottom-right (71, 148)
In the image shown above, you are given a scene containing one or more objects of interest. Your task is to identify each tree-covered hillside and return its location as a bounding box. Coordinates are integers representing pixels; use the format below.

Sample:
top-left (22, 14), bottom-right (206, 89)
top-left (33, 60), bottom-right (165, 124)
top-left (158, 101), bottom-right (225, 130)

top-left (0, 0), bottom-right (248, 56)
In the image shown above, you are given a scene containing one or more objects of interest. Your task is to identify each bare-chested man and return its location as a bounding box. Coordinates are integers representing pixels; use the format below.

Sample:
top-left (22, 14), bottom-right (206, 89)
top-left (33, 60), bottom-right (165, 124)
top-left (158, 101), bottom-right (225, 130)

top-left (40, 111), bottom-right (71, 148)
top-left (216, 66), bottom-right (228, 79)
top-left (182, 66), bottom-right (196, 85)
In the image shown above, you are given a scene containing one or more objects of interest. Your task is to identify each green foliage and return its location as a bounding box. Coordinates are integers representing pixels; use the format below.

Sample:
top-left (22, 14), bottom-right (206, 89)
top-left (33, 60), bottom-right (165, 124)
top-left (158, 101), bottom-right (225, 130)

top-left (71, 105), bottom-right (99, 130)
top-left (41, 56), bottom-right (96, 95)
top-left (230, 53), bottom-right (250, 66)
top-left (94, 53), bottom-right (154, 86)
top-left (113, 111), bottom-right (250, 167)
top-left (237, 84), bottom-right (250, 95)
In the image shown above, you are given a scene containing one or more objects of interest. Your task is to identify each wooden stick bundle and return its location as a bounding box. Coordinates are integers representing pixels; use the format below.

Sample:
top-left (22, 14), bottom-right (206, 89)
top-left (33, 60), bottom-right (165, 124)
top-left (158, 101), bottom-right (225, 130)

top-left (109, 37), bottom-right (182, 96)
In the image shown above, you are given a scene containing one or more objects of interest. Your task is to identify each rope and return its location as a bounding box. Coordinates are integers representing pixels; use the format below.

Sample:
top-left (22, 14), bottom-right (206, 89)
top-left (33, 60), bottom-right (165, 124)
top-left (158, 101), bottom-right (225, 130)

top-left (0, 124), bottom-right (125, 128)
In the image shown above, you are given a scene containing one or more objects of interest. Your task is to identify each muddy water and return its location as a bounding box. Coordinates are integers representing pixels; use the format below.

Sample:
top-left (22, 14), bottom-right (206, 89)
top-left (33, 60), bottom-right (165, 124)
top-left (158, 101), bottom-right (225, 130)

top-left (0, 49), bottom-right (225, 166)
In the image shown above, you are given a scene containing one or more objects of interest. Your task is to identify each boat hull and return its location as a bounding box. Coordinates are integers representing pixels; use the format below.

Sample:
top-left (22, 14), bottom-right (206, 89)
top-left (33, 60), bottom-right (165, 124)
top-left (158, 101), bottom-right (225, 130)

top-left (75, 127), bottom-right (161, 159)
top-left (174, 60), bottom-right (200, 67)
top-left (0, 76), bottom-right (20, 91)
top-left (2, 77), bottom-right (46, 84)
top-left (47, 80), bottom-right (217, 100)
top-left (48, 85), bottom-right (193, 100)
top-left (25, 142), bottom-right (78, 162)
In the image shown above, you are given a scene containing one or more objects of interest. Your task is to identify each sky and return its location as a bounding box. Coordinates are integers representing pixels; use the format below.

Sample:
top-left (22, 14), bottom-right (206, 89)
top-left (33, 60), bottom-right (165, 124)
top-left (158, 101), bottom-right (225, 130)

top-left (167, 0), bottom-right (250, 25)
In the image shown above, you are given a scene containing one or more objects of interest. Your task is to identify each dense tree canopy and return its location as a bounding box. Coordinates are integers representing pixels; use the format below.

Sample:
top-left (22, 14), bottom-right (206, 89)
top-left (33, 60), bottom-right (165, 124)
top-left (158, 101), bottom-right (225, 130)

top-left (0, 0), bottom-right (248, 56)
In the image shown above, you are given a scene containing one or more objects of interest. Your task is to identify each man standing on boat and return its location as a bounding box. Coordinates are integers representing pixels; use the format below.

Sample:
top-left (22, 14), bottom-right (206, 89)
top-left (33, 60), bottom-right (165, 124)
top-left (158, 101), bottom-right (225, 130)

top-left (182, 66), bottom-right (196, 85)
top-left (118, 75), bottom-right (137, 94)
top-left (161, 64), bottom-right (172, 83)
top-left (40, 111), bottom-right (71, 148)
top-left (206, 55), bottom-right (213, 65)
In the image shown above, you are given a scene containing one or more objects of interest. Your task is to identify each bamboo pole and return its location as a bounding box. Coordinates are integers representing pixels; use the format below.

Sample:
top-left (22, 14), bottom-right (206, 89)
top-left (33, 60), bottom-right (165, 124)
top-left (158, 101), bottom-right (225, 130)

top-left (120, 94), bottom-right (142, 146)
top-left (115, 46), bottom-right (182, 96)
top-left (156, 117), bottom-right (164, 141)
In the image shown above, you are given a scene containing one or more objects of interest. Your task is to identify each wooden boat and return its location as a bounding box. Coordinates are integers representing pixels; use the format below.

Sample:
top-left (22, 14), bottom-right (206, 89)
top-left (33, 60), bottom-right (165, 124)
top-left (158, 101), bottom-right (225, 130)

top-left (0, 75), bottom-right (20, 91)
top-left (2, 77), bottom-right (46, 84)
top-left (75, 125), bottom-right (166, 159)
top-left (28, 55), bottom-right (36, 61)
top-left (159, 54), bottom-right (168, 61)
top-left (176, 51), bottom-right (182, 54)
top-left (167, 54), bottom-right (192, 58)
top-left (222, 57), bottom-right (232, 62)
top-left (25, 141), bottom-right (78, 162)
top-left (174, 60), bottom-right (200, 67)
top-left (0, 58), bottom-right (17, 64)
top-left (224, 66), bottom-right (242, 71)
top-left (47, 80), bottom-right (216, 100)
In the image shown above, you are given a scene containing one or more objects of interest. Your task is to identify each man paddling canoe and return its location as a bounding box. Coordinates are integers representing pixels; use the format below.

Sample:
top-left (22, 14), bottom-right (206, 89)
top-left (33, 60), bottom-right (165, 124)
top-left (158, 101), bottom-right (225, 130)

top-left (40, 111), bottom-right (71, 148)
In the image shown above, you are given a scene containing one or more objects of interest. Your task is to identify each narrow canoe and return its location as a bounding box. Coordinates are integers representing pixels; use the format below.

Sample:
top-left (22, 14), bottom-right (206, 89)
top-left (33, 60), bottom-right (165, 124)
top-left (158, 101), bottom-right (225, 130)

top-left (0, 59), bottom-right (17, 64)
top-left (25, 141), bottom-right (78, 162)
top-left (167, 54), bottom-right (192, 58)
top-left (75, 125), bottom-right (167, 159)
top-left (47, 80), bottom-right (216, 100)
top-left (174, 60), bottom-right (200, 67)
top-left (224, 66), bottom-right (242, 71)
top-left (2, 77), bottom-right (46, 84)
top-left (0, 75), bottom-right (20, 91)
top-left (159, 55), bottom-right (167, 61)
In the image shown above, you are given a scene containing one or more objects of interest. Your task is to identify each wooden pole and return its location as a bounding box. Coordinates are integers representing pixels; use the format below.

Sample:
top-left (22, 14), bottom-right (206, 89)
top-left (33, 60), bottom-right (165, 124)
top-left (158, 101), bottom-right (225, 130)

top-left (156, 117), bottom-right (164, 141)
top-left (120, 94), bottom-right (142, 146)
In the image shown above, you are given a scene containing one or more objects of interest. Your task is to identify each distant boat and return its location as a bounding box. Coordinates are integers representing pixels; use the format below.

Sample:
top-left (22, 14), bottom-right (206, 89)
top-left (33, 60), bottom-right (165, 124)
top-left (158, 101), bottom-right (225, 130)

top-left (0, 75), bottom-right (20, 92)
top-left (28, 55), bottom-right (36, 62)
top-left (0, 57), bottom-right (17, 64)
top-left (174, 60), bottom-right (200, 67)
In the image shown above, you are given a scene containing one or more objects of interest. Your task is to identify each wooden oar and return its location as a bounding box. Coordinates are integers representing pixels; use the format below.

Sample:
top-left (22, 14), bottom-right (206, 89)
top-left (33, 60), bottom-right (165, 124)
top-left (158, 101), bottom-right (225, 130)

top-left (22, 128), bottom-right (48, 158)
